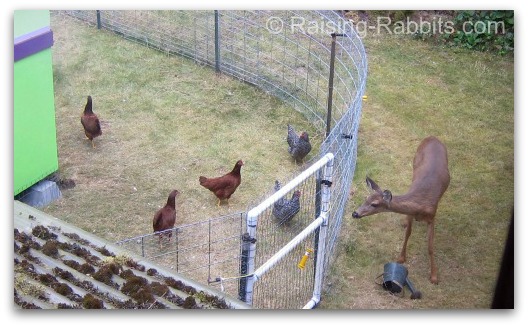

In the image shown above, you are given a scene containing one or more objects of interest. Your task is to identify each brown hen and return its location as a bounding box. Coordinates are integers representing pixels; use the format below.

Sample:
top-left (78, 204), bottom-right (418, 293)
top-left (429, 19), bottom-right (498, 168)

top-left (199, 160), bottom-right (244, 206)
top-left (153, 189), bottom-right (180, 248)
top-left (81, 95), bottom-right (102, 148)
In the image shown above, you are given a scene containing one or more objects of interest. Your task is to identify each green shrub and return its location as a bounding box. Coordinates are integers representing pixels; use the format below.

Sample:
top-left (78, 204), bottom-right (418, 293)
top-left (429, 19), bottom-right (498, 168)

top-left (445, 10), bottom-right (514, 55)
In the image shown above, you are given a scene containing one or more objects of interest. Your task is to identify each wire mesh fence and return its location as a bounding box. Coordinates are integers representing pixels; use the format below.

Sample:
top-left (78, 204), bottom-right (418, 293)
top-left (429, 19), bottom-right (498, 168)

top-left (243, 153), bottom-right (335, 309)
top-left (62, 10), bottom-right (368, 308)
top-left (117, 212), bottom-right (246, 297)
top-left (250, 232), bottom-right (318, 309)
top-left (117, 154), bottom-right (334, 309)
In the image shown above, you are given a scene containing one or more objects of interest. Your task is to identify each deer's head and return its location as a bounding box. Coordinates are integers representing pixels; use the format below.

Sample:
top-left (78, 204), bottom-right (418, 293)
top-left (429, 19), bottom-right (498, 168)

top-left (352, 177), bottom-right (392, 219)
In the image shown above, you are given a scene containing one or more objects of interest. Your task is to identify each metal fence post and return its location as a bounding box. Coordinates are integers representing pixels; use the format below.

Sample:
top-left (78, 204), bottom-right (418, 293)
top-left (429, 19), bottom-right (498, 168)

top-left (242, 212), bottom-right (258, 306)
top-left (214, 10), bottom-right (221, 73)
top-left (141, 236), bottom-right (145, 257)
top-left (326, 33), bottom-right (345, 138)
top-left (238, 232), bottom-right (254, 301)
top-left (175, 227), bottom-right (179, 271)
top-left (96, 10), bottom-right (101, 29)
top-left (208, 219), bottom-right (212, 281)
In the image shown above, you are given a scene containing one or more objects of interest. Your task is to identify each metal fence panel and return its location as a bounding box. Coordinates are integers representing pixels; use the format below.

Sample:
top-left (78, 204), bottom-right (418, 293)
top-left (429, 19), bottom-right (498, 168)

top-left (117, 212), bottom-right (246, 297)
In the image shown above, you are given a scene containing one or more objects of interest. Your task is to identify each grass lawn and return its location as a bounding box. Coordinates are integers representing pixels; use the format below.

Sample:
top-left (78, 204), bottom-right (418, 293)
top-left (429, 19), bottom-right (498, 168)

top-left (41, 12), bottom-right (513, 309)
top-left (319, 29), bottom-right (514, 308)
top-left (44, 12), bottom-right (320, 242)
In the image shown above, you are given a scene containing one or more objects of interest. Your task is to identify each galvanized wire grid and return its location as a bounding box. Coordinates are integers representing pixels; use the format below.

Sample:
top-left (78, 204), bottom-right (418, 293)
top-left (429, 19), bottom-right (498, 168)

top-left (247, 170), bottom-right (323, 309)
top-left (116, 212), bottom-right (246, 297)
top-left (62, 10), bottom-right (367, 308)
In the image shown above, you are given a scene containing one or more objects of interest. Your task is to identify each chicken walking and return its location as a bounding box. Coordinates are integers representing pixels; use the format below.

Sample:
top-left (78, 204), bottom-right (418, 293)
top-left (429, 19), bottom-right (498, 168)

top-left (199, 160), bottom-right (244, 206)
top-left (153, 190), bottom-right (180, 248)
top-left (81, 95), bottom-right (102, 149)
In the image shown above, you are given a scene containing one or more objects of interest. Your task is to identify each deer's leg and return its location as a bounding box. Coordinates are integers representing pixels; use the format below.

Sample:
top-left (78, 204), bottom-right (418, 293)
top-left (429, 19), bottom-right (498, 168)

top-left (427, 220), bottom-right (438, 284)
top-left (397, 215), bottom-right (413, 264)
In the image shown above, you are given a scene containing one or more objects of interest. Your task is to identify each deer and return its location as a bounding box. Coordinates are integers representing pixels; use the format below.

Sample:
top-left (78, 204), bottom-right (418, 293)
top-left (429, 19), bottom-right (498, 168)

top-left (352, 136), bottom-right (450, 284)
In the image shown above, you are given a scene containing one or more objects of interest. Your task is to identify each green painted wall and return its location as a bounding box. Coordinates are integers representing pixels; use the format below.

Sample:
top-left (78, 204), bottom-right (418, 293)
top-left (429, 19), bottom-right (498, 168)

top-left (14, 10), bottom-right (59, 195)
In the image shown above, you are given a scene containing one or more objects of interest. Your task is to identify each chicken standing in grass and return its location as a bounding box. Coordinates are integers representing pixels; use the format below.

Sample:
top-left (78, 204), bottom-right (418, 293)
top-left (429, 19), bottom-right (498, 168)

top-left (287, 124), bottom-right (312, 164)
top-left (153, 190), bottom-right (180, 248)
top-left (199, 160), bottom-right (244, 206)
top-left (81, 95), bottom-right (102, 149)
top-left (272, 180), bottom-right (301, 226)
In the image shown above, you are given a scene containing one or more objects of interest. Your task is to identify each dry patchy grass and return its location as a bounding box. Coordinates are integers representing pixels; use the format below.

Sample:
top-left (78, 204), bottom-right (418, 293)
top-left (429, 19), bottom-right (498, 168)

top-left (44, 13), bottom-right (321, 243)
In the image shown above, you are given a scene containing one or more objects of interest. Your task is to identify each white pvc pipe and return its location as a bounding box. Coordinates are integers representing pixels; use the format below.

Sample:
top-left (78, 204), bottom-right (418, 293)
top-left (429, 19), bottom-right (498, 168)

top-left (303, 296), bottom-right (319, 309)
top-left (247, 153), bottom-right (335, 219)
top-left (309, 212), bottom-right (328, 309)
top-left (252, 215), bottom-right (325, 281)
top-left (303, 156), bottom-right (334, 309)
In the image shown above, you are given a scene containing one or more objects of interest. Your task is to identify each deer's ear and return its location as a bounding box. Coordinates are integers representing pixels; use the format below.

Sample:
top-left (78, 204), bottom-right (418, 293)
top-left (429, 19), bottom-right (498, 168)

top-left (382, 190), bottom-right (392, 203)
top-left (366, 176), bottom-right (383, 193)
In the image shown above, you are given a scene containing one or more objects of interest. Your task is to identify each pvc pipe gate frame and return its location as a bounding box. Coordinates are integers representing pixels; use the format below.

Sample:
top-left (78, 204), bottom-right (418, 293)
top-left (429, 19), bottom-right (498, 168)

top-left (242, 153), bottom-right (335, 308)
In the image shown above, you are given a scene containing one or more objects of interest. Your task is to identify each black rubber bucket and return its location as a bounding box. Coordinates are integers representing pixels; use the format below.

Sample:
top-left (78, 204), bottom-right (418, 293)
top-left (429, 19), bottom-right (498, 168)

top-left (382, 262), bottom-right (408, 294)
